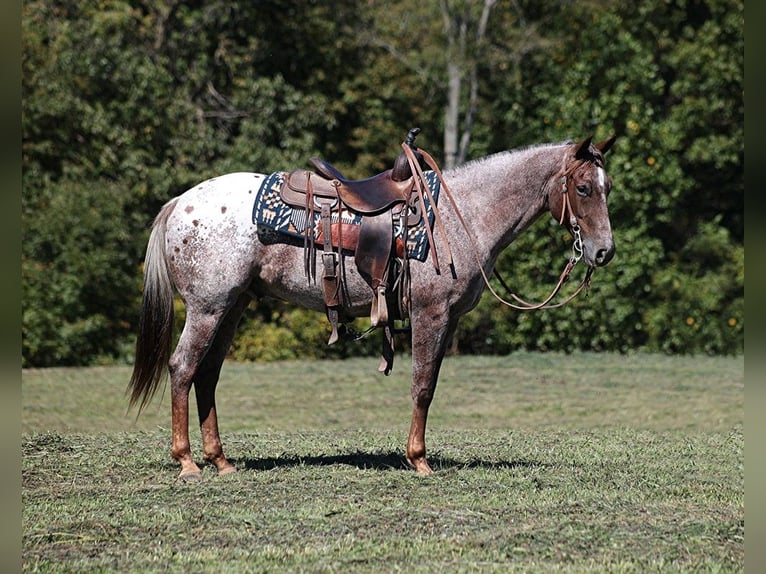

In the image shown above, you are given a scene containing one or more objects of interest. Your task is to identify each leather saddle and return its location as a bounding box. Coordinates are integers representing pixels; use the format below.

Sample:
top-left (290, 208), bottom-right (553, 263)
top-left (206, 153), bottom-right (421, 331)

top-left (283, 158), bottom-right (417, 216)
top-left (277, 128), bottom-right (427, 374)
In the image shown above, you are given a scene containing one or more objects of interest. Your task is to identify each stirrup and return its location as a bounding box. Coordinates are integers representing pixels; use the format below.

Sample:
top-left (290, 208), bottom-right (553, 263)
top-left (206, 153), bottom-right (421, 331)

top-left (369, 285), bottom-right (389, 327)
top-left (326, 307), bottom-right (340, 345)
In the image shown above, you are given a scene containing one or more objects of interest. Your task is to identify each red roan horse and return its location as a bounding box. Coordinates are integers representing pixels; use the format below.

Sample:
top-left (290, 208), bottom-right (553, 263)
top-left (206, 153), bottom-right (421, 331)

top-left (128, 135), bottom-right (616, 479)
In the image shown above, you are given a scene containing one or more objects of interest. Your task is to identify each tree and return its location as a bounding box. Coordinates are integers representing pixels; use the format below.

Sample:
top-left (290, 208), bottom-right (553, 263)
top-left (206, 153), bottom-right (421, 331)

top-left (453, 0), bottom-right (743, 355)
top-left (440, 0), bottom-right (496, 168)
top-left (22, 0), bottom-right (367, 365)
top-left (21, 0), bottom-right (743, 366)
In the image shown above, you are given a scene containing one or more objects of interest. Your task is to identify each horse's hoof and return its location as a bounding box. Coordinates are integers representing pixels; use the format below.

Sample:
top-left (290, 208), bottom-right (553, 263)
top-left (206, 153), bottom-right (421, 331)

top-left (178, 470), bottom-right (203, 482)
top-left (407, 457), bottom-right (434, 476)
top-left (218, 465), bottom-right (237, 476)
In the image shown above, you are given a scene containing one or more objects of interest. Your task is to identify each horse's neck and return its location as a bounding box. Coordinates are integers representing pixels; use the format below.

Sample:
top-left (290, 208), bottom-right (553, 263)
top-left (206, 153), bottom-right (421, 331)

top-left (443, 144), bottom-right (565, 262)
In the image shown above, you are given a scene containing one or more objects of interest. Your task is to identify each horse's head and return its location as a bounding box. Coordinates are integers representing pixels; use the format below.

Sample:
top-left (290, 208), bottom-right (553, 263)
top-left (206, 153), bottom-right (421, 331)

top-left (548, 135), bottom-right (617, 268)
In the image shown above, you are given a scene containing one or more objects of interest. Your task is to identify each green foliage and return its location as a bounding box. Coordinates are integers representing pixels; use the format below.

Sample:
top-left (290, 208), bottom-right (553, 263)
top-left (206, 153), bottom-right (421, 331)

top-left (228, 306), bottom-right (344, 362)
top-left (643, 219), bottom-right (744, 354)
top-left (22, 179), bottom-right (143, 366)
top-left (22, 0), bottom-right (743, 366)
top-left (228, 305), bottom-right (384, 362)
top-left (454, 0), bottom-right (743, 356)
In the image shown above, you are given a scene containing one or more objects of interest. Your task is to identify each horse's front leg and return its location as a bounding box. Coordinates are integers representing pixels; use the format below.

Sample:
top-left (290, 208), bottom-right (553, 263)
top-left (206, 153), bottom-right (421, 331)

top-left (407, 310), bottom-right (458, 475)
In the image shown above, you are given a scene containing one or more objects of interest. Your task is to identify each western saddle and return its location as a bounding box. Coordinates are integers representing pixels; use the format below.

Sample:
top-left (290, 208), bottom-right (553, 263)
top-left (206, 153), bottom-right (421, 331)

top-left (278, 128), bottom-right (444, 374)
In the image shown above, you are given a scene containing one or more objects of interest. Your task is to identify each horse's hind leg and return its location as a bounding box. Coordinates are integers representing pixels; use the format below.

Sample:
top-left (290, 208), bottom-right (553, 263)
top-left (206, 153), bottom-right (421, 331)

top-left (168, 307), bottom-right (228, 480)
top-left (193, 293), bottom-right (251, 475)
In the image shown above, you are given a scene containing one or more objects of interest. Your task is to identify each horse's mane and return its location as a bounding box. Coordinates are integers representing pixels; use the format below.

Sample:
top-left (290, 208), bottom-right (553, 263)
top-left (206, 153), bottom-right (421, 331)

top-left (445, 140), bottom-right (572, 176)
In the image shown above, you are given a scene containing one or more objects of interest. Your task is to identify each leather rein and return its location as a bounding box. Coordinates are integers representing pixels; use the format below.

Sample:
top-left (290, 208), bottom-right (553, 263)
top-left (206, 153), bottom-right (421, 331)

top-left (403, 144), bottom-right (594, 311)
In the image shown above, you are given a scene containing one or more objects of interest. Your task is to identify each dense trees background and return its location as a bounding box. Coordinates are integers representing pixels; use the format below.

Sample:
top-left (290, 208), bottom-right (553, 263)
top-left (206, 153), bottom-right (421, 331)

top-left (22, 0), bottom-right (743, 367)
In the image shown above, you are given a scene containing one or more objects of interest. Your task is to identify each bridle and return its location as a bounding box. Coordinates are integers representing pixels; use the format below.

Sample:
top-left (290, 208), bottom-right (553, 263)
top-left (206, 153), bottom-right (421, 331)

top-left (442, 151), bottom-right (598, 311)
top-left (348, 145), bottom-right (600, 346)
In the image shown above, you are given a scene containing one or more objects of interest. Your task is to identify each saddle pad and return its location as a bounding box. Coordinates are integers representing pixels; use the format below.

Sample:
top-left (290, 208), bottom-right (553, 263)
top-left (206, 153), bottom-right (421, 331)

top-left (252, 170), bottom-right (440, 262)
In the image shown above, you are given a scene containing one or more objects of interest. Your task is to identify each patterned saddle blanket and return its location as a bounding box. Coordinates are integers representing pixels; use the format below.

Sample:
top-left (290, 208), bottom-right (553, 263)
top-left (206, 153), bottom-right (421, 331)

top-left (252, 170), bottom-right (440, 261)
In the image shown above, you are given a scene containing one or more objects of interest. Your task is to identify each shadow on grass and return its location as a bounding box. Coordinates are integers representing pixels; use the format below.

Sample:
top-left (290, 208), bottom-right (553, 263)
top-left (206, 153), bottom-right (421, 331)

top-left (235, 451), bottom-right (548, 472)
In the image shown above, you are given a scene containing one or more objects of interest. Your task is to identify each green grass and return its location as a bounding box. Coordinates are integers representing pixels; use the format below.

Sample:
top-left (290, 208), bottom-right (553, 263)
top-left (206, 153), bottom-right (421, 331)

top-left (22, 353), bottom-right (743, 572)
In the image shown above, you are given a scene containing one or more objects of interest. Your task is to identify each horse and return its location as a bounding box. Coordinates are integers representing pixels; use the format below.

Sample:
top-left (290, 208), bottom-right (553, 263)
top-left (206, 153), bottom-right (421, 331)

top-left (128, 134), bottom-right (617, 479)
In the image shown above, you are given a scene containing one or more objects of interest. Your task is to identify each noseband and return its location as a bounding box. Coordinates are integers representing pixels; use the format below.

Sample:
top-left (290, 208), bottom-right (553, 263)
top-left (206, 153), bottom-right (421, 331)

top-left (557, 159), bottom-right (588, 266)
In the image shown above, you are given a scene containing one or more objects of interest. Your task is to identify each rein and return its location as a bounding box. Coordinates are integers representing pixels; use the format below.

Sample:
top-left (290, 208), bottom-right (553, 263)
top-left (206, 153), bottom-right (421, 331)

top-left (408, 144), bottom-right (594, 311)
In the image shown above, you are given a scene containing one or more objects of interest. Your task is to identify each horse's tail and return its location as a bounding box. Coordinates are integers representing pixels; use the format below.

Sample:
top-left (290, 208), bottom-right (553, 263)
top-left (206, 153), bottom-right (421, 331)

top-left (127, 198), bottom-right (178, 413)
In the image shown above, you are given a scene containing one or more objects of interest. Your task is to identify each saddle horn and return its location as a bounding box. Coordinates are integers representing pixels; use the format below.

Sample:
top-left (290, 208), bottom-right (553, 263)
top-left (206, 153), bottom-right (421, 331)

top-left (392, 127), bottom-right (423, 182)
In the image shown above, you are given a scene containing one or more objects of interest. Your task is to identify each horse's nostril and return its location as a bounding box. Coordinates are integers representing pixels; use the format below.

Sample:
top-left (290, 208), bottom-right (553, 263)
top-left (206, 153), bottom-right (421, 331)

top-left (595, 246), bottom-right (614, 266)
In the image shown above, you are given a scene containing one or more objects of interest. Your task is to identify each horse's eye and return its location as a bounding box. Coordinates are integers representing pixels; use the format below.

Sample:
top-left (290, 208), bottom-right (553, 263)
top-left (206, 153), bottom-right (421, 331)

top-left (576, 184), bottom-right (591, 197)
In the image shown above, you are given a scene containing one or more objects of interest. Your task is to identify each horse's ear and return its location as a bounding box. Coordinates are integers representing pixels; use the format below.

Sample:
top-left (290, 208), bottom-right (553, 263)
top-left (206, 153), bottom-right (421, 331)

top-left (595, 134), bottom-right (617, 155)
top-left (574, 135), bottom-right (593, 159)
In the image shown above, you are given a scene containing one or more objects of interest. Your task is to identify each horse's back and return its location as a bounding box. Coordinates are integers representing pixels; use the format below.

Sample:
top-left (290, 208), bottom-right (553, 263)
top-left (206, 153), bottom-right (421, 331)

top-left (171, 172), bottom-right (265, 229)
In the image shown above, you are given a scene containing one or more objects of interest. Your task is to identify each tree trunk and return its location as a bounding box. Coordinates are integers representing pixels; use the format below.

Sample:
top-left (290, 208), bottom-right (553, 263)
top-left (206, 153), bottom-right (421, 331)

top-left (444, 61), bottom-right (461, 169)
top-left (440, 0), bottom-right (496, 169)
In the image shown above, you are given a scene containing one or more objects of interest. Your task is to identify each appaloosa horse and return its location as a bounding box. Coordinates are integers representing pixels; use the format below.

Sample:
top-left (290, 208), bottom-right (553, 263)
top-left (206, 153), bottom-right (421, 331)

top-left (128, 135), bottom-right (616, 479)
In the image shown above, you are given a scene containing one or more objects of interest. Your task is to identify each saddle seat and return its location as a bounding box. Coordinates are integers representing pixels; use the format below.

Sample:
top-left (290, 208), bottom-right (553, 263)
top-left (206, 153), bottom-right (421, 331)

top-left (283, 158), bottom-right (414, 215)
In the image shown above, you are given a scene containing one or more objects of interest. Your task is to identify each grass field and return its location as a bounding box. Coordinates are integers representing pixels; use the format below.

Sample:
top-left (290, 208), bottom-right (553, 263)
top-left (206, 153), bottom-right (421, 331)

top-left (22, 353), bottom-right (743, 572)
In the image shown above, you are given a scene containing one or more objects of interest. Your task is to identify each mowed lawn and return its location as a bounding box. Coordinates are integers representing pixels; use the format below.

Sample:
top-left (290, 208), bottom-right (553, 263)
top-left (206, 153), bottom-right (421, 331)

top-left (22, 352), bottom-right (743, 572)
